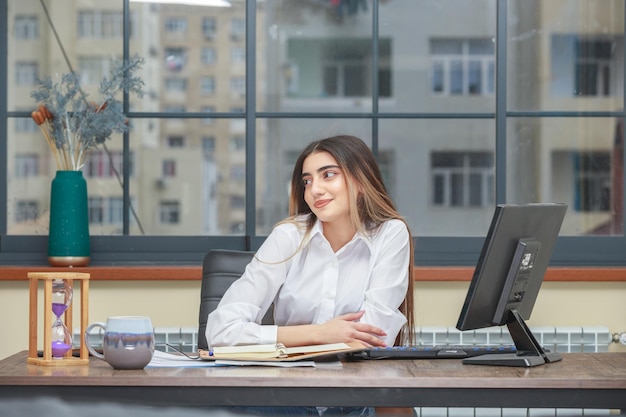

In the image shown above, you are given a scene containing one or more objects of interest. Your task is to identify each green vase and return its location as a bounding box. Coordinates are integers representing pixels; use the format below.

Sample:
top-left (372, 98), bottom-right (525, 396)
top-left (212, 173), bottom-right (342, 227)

top-left (48, 170), bottom-right (91, 267)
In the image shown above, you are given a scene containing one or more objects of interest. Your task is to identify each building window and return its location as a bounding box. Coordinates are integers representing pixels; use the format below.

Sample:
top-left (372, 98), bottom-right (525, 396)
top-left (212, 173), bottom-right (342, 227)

top-left (164, 17), bottom-right (187, 33)
top-left (201, 76), bottom-right (216, 95)
top-left (230, 77), bottom-right (245, 96)
top-left (230, 136), bottom-right (245, 151)
top-left (230, 165), bottom-right (245, 181)
top-left (202, 17), bottom-right (216, 39)
top-left (78, 10), bottom-right (130, 39)
top-left (15, 200), bottom-right (39, 222)
top-left (202, 136), bottom-right (215, 154)
top-left (160, 201), bottom-right (180, 224)
top-left (15, 154), bottom-right (39, 178)
top-left (286, 38), bottom-right (391, 98)
top-left (88, 197), bottom-right (104, 224)
top-left (430, 38), bottom-right (495, 96)
top-left (15, 62), bottom-right (38, 85)
top-left (14, 15), bottom-right (38, 40)
top-left (230, 195), bottom-right (245, 209)
top-left (162, 159), bottom-right (176, 177)
top-left (231, 46), bottom-right (245, 64)
top-left (165, 77), bottom-right (187, 92)
top-left (574, 152), bottom-right (610, 212)
top-left (202, 106), bottom-right (215, 125)
top-left (201, 47), bottom-right (216, 65)
top-left (164, 48), bottom-right (186, 72)
top-left (83, 150), bottom-right (133, 178)
top-left (231, 17), bottom-right (244, 40)
top-left (78, 56), bottom-right (113, 85)
top-left (15, 115), bottom-right (38, 133)
top-left (167, 136), bottom-right (184, 147)
top-left (575, 39), bottom-right (613, 97)
top-left (431, 151), bottom-right (494, 207)
top-left (108, 197), bottom-right (124, 225)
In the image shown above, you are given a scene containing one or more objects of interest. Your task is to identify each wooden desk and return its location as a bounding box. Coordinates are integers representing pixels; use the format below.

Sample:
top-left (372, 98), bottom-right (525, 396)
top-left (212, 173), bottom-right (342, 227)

top-left (0, 351), bottom-right (625, 410)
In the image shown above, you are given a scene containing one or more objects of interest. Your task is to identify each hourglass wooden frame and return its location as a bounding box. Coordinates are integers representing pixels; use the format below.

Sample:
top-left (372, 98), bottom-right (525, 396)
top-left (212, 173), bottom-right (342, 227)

top-left (27, 272), bottom-right (90, 366)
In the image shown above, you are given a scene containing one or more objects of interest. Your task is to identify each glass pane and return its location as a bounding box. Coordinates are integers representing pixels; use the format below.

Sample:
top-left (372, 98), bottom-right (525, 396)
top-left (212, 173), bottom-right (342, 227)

top-left (508, 0), bottom-right (624, 111)
top-left (380, 119), bottom-right (496, 237)
top-left (260, 1), bottom-right (374, 113)
top-left (507, 117), bottom-right (621, 236)
top-left (255, 119), bottom-right (372, 235)
top-left (380, 0), bottom-right (496, 112)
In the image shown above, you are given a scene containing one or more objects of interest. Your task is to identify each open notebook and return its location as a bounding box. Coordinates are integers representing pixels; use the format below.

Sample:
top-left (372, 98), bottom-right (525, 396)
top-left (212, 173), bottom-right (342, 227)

top-left (199, 341), bottom-right (366, 362)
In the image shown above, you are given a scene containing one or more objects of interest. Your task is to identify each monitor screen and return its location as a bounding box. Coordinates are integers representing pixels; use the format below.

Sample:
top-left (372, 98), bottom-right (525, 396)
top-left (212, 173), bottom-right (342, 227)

top-left (456, 203), bottom-right (567, 367)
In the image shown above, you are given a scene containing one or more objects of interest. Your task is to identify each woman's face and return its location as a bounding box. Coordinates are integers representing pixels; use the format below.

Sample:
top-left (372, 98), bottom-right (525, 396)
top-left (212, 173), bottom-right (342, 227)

top-left (301, 151), bottom-right (351, 225)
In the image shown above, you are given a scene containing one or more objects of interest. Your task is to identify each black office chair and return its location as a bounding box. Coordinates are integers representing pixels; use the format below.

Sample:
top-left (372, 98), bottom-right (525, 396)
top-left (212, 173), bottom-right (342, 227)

top-left (197, 249), bottom-right (274, 350)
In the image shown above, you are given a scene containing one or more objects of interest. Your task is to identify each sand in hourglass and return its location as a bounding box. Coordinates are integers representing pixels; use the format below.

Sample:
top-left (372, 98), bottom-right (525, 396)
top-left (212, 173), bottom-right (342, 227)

top-left (51, 302), bottom-right (72, 357)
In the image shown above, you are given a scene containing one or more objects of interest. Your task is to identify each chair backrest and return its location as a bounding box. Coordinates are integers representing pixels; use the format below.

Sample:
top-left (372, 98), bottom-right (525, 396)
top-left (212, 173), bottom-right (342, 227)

top-left (198, 249), bottom-right (271, 350)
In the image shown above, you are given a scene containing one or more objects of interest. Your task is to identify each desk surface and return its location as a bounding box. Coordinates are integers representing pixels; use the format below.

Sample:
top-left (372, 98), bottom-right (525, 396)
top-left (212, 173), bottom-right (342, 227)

top-left (1, 351), bottom-right (625, 409)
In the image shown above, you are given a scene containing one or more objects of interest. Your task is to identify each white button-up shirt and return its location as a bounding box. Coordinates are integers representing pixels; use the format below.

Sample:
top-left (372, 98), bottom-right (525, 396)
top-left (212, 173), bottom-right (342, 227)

top-left (206, 216), bottom-right (410, 347)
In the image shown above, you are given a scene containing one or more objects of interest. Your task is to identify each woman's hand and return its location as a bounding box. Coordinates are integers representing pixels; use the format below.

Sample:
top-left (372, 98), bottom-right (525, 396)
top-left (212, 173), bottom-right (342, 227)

top-left (318, 311), bottom-right (387, 347)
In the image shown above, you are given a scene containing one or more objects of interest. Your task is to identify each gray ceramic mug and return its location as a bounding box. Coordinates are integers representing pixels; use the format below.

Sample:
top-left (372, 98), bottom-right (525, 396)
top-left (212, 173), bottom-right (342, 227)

top-left (84, 316), bottom-right (155, 369)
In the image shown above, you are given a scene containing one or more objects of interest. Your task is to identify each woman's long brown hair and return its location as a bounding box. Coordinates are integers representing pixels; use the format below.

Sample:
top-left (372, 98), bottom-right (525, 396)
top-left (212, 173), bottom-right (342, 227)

top-left (287, 135), bottom-right (415, 346)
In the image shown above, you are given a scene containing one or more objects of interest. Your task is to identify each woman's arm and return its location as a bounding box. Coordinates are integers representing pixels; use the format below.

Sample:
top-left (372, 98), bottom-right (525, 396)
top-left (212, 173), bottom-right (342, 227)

top-left (277, 311), bottom-right (388, 347)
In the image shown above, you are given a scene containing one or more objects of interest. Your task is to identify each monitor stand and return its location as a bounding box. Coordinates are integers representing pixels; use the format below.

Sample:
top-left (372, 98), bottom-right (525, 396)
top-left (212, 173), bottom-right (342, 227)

top-left (462, 309), bottom-right (562, 367)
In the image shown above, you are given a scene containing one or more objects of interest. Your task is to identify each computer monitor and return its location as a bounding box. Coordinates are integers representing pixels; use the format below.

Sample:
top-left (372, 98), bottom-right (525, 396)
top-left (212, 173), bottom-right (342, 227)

top-left (456, 203), bottom-right (568, 367)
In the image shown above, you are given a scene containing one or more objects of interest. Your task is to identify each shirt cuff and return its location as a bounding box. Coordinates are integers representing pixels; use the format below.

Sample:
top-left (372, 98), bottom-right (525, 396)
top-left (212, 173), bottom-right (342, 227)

top-left (259, 324), bottom-right (279, 345)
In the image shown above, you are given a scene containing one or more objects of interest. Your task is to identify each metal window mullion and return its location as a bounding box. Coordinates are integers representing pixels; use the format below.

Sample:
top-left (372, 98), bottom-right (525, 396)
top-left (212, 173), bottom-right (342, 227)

top-left (495, 0), bottom-right (507, 204)
top-left (245, 0), bottom-right (256, 249)
top-left (122, 0), bottom-right (131, 235)
top-left (371, 0), bottom-right (379, 155)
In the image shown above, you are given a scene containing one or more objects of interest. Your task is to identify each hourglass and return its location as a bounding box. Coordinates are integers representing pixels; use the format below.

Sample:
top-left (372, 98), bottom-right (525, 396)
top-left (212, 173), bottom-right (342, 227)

top-left (27, 271), bottom-right (90, 366)
top-left (51, 279), bottom-right (73, 357)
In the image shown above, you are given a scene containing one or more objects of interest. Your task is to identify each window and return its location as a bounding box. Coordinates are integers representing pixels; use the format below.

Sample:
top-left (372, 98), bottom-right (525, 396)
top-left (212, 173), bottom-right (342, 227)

top-left (165, 78), bottom-right (187, 92)
top-left (286, 38), bottom-right (391, 98)
top-left (201, 76), bottom-right (216, 95)
top-left (78, 56), bottom-right (113, 85)
top-left (15, 154), bottom-right (39, 178)
top-left (15, 200), bottom-right (39, 222)
top-left (230, 77), bottom-right (245, 95)
top-left (230, 195), bottom-right (245, 209)
top-left (88, 197), bottom-right (104, 224)
top-left (231, 17), bottom-right (244, 40)
top-left (575, 39), bottom-right (613, 97)
top-left (202, 17), bottom-right (216, 39)
top-left (3, 1), bottom-right (626, 267)
top-left (230, 136), bottom-right (245, 151)
top-left (231, 46), bottom-right (245, 64)
top-left (431, 151), bottom-right (494, 207)
top-left (15, 115), bottom-right (38, 133)
top-left (201, 47), bottom-right (216, 65)
top-left (167, 136), bottom-right (184, 147)
top-left (165, 17), bottom-right (187, 34)
top-left (15, 62), bottom-right (38, 85)
top-left (162, 159), bottom-right (176, 177)
top-left (202, 106), bottom-right (215, 125)
top-left (160, 201), bottom-right (180, 224)
top-left (574, 152), bottom-right (611, 212)
top-left (83, 150), bottom-right (133, 179)
top-left (14, 15), bottom-right (38, 39)
top-left (430, 38), bottom-right (495, 96)
top-left (78, 10), bottom-right (130, 39)
top-left (164, 48), bottom-right (186, 72)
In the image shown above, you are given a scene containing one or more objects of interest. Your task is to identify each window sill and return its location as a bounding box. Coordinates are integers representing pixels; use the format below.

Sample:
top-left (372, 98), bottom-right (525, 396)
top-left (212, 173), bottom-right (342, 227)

top-left (0, 266), bottom-right (625, 281)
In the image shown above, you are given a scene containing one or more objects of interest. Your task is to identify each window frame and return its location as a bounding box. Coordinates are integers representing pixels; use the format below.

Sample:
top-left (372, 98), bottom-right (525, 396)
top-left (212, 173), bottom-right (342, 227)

top-left (1, 0), bottom-right (626, 268)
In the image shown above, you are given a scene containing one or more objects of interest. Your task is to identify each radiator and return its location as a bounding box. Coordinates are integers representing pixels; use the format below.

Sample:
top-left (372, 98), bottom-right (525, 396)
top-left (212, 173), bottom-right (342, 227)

top-left (79, 325), bottom-right (614, 417)
top-left (138, 325), bottom-right (612, 354)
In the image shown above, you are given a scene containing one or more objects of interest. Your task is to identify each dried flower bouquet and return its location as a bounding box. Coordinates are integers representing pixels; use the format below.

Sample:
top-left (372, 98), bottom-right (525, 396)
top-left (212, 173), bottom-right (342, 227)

top-left (31, 55), bottom-right (145, 171)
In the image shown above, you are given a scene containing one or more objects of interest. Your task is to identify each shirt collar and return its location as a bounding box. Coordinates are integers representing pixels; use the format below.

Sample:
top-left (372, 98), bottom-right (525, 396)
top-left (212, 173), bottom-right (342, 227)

top-left (309, 216), bottom-right (374, 253)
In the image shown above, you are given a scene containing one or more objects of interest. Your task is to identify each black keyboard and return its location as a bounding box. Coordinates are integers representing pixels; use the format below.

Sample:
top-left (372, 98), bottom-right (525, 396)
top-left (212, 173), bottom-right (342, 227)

top-left (349, 345), bottom-right (518, 360)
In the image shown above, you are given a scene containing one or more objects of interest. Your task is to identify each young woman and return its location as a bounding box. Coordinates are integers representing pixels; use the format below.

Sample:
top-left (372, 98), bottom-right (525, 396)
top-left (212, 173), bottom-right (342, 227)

top-left (206, 135), bottom-right (415, 351)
